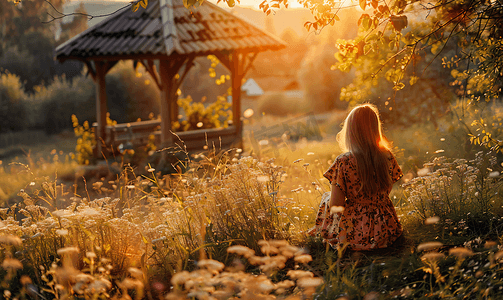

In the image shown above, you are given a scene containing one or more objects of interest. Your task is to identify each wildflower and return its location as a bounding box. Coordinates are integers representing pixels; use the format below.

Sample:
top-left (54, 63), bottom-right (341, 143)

top-left (260, 244), bottom-right (279, 255)
top-left (56, 229), bottom-right (69, 236)
top-left (420, 252), bottom-right (445, 262)
top-left (449, 247), bottom-right (474, 258)
top-left (128, 267), bottom-right (143, 279)
top-left (152, 236), bottom-right (167, 243)
top-left (417, 242), bottom-right (443, 251)
top-left (417, 168), bottom-right (431, 176)
top-left (363, 291), bottom-right (380, 300)
top-left (20, 275), bottom-right (32, 285)
top-left (425, 216), bottom-right (440, 225)
top-left (280, 245), bottom-right (300, 258)
top-left (52, 210), bottom-right (73, 218)
top-left (93, 182), bottom-right (103, 189)
top-left (227, 245), bottom-right (255, 258)
top-left (276, 280), bottom-right (295, 290)
top-left (489, 171), bottom-right (500, 178)
top-left (2, 258), bottom-right (23, 270)
top-left (120, 278), bottom-right (143, 290)
top-left (171, 271), bottom-right (190, 286)
top-left (297, 277), bottom-right (323, 288)
top-left (197, 259), bottom-right (225, 272)
top-left (0, 235), bottom-right (22, 246)
top-left (257, 278), bottom-right (275, 294)
top-left (57, 247), bottom-right (79, 256)
top-left (257, 175), bottom-right (270, 183)
top-left (75, 273), bottom-right (94, 283)
top-left (294, 254), bottom-right (313, 264)
top-left (287, 270), bottom-right (314, 280)
top-left (484, 241), bottom-right (497, 248)
top-left (494, 250), bottom-right (503, 262)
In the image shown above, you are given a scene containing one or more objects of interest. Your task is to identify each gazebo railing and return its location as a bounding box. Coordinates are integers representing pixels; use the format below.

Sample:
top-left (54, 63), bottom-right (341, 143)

top-left (93, 119), bottom-right (241, 154)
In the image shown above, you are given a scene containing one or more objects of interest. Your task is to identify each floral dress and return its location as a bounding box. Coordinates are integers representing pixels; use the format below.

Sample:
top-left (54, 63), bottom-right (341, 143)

top-left (309, 152), bottom-right (403, 250)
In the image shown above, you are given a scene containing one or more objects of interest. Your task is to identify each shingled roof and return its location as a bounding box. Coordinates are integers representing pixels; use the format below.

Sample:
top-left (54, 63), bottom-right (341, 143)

top-left (55, 0), bottom-right (285, 60)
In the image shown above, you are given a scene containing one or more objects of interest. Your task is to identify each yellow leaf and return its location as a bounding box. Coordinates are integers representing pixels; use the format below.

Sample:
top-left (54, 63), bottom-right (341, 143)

top-left (359, 0), bottom-right (366, 11)
top-left (131, 2), bottom-right (140, 12)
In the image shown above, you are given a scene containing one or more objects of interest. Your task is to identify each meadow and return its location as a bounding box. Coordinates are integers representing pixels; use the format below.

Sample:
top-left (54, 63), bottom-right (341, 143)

top-left (0, 100), bottom-right (503, 300)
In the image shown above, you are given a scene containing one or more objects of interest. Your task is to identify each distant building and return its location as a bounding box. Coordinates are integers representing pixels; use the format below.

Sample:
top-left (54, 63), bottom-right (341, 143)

top-left (241, 78), bottom-right (264, 97)
top-left (253, 76), bottom-right (304, 99)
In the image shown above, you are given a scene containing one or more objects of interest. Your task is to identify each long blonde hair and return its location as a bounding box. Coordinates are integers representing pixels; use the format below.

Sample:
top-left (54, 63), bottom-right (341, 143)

top-left (337, 103), bottom-right (393, 194)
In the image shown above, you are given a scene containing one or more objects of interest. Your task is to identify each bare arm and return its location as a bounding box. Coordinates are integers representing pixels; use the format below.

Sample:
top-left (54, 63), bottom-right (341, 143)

top-left (329, 183), bottom-right (345, 209)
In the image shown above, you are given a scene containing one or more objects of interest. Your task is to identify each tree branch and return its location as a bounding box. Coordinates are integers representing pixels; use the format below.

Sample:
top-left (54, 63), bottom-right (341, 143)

top-left (42, 0), bottom-right (131, 23)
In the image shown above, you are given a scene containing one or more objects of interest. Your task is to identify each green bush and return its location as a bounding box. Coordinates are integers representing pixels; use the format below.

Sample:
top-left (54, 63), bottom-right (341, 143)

top-left (32, 74), bottom-right (95, 134)
top-left (257, 92), bottom-right (311, 117)
top-left (0, 72), bottom-right (27, 133)
top-left (106, 61), bottom-right (160, 123)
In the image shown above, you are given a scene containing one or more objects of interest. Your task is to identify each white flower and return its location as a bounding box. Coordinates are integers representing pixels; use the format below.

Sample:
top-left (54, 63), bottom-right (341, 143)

top-left (56, 229), bottom-right (69, 236)
top-left (424, 216), bottom-right (440, 225)
top-left (417, 242), bottom-right (443, 252)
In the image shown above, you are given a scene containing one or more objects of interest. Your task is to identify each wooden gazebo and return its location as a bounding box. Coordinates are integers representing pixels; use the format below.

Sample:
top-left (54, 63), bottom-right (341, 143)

top-left (55, 0), bottom-right (285, 156)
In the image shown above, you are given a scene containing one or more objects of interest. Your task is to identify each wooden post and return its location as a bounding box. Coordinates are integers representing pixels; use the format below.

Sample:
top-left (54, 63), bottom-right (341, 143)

top-left (169, 87), bottom-right (178, 129)
top-left (231, 52), bottom-right (243, 147)
top-left (95, 61), bottom-right (108, 157)
top-left (159, 59), bottom-right (173, 147)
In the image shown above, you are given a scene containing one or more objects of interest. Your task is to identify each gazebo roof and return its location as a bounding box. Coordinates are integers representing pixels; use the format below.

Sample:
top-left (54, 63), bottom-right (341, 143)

top-left (55, 0), bottom-right (285, 61)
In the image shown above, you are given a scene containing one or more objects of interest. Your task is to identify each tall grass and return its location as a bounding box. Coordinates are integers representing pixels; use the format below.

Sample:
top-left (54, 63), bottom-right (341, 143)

top-left (1, 108), bottom-right (503, 299)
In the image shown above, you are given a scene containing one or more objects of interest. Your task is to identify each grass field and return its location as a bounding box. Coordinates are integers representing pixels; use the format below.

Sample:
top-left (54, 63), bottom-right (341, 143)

top-left (0, 110), bottom-right (502, 299)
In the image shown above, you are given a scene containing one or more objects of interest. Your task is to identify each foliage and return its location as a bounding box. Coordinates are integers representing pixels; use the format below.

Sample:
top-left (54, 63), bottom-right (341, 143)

top-left (174, 95), bottom-right (232, 131)
top-left (1, 0), bottom-right (85, 91)
top-left (257, 92), bottom-right (310, 117)
top-left (106, 61), bottom-right (161, 123)
top-left (298, 42), bottom-right (352, 112)
top-left (71, 114), bottom-right (96, 165)
top-left (34, 74), bottom-right (95, 134)
top-left (26, 62), bottom-right (160, 135)
top-left (167, 241), bottom-right (322, 299)
top-left (0, 72), bottom-right (27, 133)
top-left (403, 152), bottom-right (502, 224)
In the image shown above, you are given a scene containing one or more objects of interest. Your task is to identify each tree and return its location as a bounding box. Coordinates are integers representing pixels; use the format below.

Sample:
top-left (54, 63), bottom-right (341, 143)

top-left (1, 0), bottom-right (86, 91)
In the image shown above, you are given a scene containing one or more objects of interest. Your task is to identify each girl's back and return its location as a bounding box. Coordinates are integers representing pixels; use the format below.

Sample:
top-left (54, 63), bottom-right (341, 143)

top-left (309, 104), bottom-right (403, 250)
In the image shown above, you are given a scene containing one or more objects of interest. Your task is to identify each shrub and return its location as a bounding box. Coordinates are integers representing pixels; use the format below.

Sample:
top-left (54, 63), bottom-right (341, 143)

top-left (257, 92), bottom-right (311, 117)
top-left (71, 114), bottom-right (96, 165)
top-left (174, 95), bottom-right (232, 131)
top-left (403, 152), bottom-right (503, 228)
top-left (33, 74), bottom-right (95, 134)
top-left (106, 61), bottom-right (160, 123)
top-left (0, 72), bottom-right (27, 133)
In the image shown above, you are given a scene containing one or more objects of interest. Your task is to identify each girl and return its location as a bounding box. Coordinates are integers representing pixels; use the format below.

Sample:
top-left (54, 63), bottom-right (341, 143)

top-left (309, 104), bottom-right (403, 250)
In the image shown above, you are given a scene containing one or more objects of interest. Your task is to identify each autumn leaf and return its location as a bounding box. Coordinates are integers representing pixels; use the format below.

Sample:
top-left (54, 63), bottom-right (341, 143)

top-left (390, 15), bottom-right (408, 32)
top-left (131, 1), bottom-right (140, 12)
top-left (359, 0), bottom-right (366, 11)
